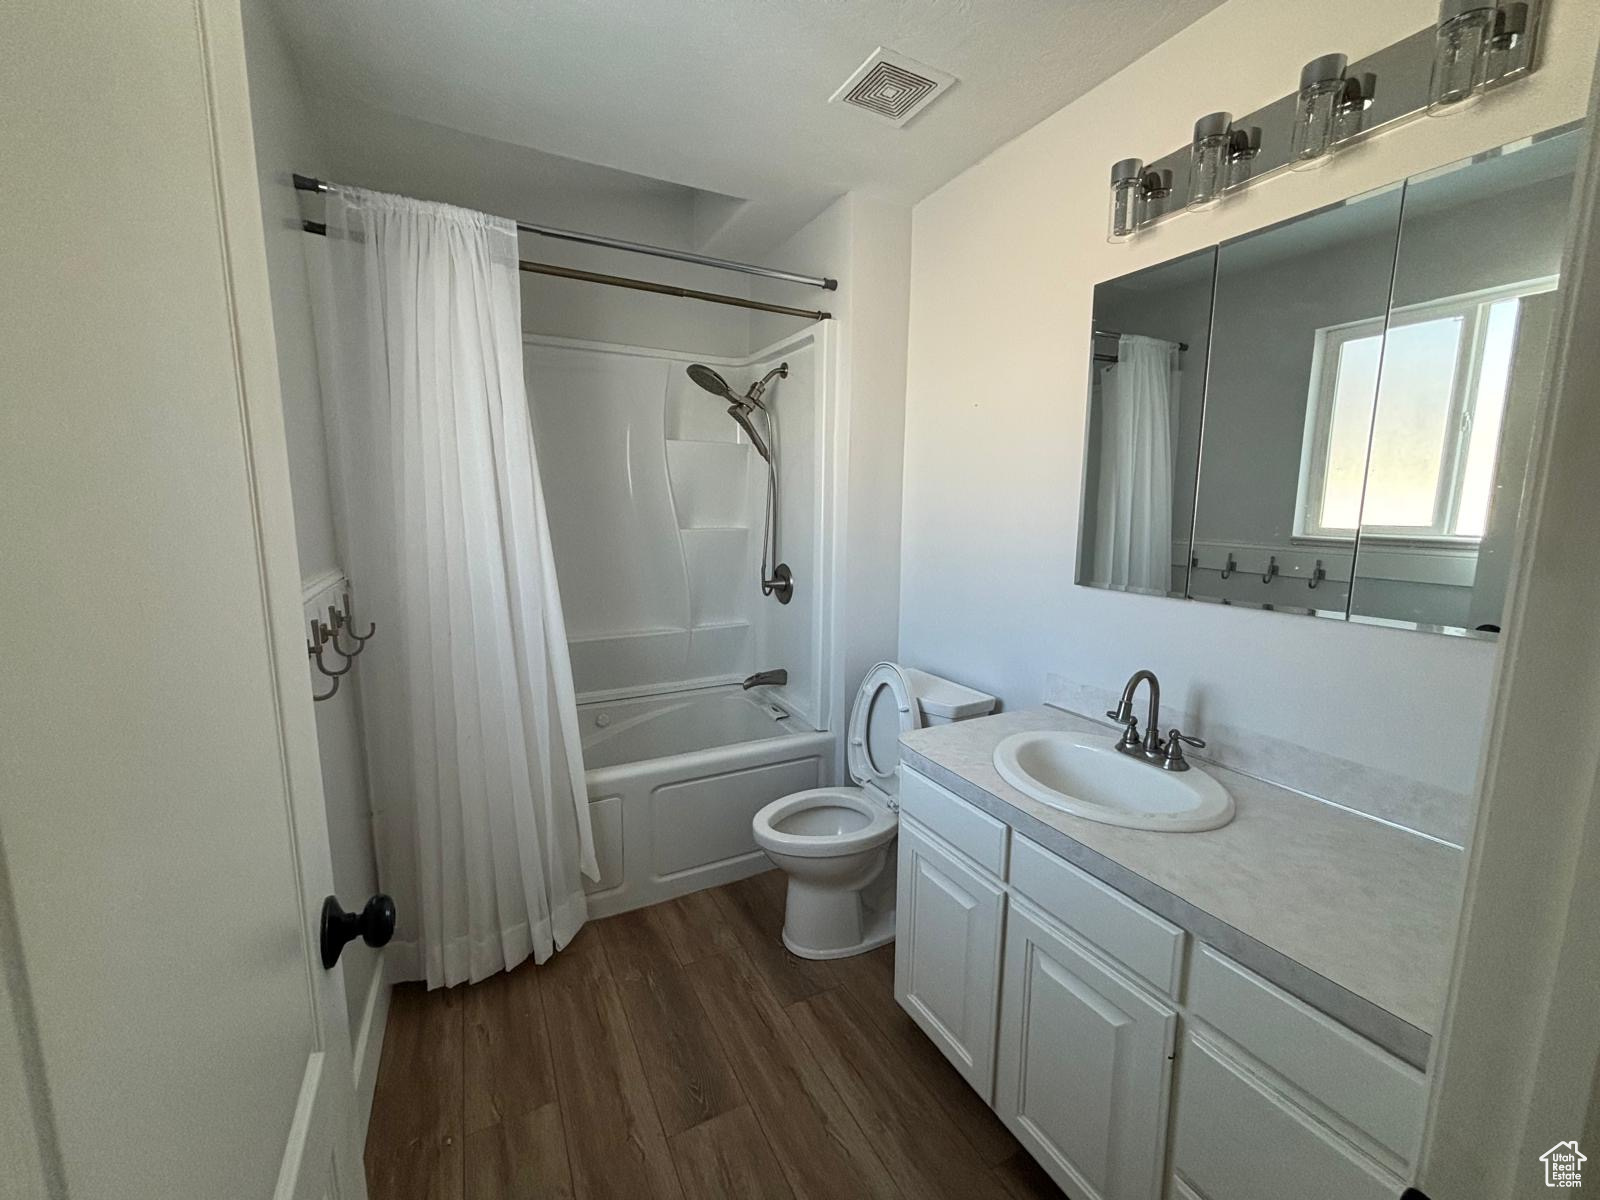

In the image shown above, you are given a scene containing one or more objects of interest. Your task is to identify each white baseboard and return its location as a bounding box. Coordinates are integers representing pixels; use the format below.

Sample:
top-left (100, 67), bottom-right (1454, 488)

top-left (349, 961), bottom-right (391, 1153)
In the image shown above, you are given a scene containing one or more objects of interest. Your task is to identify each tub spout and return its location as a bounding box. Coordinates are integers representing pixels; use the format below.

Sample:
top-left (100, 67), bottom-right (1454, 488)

top-left (743, 669), bottom-right (788, 690)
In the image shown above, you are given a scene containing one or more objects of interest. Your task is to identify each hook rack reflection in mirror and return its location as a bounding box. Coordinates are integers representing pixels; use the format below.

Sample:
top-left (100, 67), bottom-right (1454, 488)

top-left (1262, 555), bottom-right (1279, 584)
top-left (1219, 553), bottom-right (1236, 579)
top-left (1309, 559), bottom-right (1326, 589)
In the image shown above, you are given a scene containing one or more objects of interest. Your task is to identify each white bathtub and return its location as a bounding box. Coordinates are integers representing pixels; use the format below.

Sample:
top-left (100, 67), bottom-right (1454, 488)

top-left (577, 686), bottom-right (836, 917)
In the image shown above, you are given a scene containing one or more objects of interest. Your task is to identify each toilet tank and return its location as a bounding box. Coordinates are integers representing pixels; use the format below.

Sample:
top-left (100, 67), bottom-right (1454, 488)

top-left (900, 668), bottom-right (997, 727)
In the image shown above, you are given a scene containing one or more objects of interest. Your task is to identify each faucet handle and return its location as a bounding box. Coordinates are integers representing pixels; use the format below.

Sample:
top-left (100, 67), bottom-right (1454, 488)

top-left (1162, 729), bottom-right (1205, 771)
top-left (1108, 712), bottom-right (1142, 752)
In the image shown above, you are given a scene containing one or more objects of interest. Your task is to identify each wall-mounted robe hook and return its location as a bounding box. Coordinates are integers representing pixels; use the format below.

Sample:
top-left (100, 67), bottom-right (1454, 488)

top-left (340, 592), bottom-right (376, 643)
top-left (326, 604), bottom-right (368, 658)
top-left (1262, 555), bottom-right (1279, 584)
top-left (308, 617), bottom-right (356, 680)
top-left (1308, 559), bottom-right (1326, 589)
top-left (1219, 553), bottom-right (1236, 579)
top-left (308, 623), bottom-right (342, 702)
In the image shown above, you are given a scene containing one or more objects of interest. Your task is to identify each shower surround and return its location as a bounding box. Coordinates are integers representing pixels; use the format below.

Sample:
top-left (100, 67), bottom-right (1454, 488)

top-left (525, 325), bottom-right (837, 914)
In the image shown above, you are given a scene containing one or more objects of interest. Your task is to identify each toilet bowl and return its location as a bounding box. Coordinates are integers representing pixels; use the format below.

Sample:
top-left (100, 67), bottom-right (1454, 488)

top-left (751, 662), bottom-right (995, 959)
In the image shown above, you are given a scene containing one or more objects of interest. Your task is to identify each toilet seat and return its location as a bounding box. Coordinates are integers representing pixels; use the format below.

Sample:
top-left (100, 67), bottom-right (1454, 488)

top-left (751, 786), bottom-right (897, 858)
top-left (845, 662), bottom-right (918, 801)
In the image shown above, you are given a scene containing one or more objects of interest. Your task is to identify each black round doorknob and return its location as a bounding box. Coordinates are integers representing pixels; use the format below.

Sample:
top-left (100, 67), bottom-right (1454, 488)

top-left (320, 893), bottom-right (396, 969)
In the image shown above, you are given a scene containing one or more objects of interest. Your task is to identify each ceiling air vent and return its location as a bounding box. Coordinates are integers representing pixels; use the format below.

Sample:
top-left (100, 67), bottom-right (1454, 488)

top-left (830, 47), bottom-right (955, 128)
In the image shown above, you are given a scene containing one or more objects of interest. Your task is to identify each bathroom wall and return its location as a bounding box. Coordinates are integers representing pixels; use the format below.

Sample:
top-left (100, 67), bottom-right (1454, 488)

top-left (899, 0), bottom-right (1600, 819)
top-left (306, 98), bottom-right (758, 359)
top-left (750, 194), bottom-right (915, 761)
top-left (240, 0), bottom-right (379, 1048)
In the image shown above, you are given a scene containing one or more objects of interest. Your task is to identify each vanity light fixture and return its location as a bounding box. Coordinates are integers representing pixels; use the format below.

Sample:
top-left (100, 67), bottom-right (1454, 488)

top-left (1107, 158), bottom-right (1173, 242)
top-left (1107, 2), bottom-right (1547, 240)
top-left (1428, 0), bottom-right (1496, 113)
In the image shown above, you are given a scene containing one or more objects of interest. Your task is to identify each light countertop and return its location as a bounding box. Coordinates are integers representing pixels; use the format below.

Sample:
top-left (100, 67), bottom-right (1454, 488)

top-left (899, 706), bottom-right (1465, 1068)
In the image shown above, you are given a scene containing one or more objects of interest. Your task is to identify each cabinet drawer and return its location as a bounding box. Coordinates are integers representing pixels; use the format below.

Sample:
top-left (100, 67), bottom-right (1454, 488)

top-left (1009, 835), bottom-right (1183, 997)
top-left (1188, 945), bottom-right (1426, 1164)
top-left (1172, 1034), bottom-right (1406, 1200)
top-left (899, 767), bottom-right (1009, 878)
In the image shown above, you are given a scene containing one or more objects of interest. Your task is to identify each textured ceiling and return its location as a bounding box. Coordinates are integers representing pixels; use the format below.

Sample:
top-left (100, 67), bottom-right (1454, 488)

top-left (270, 0), bottom-right (1226, 254)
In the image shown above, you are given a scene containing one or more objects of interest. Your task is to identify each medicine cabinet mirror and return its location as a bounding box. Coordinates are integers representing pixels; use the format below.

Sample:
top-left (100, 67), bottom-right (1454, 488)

top-left (1079, 122), bottom-right (1581, 638)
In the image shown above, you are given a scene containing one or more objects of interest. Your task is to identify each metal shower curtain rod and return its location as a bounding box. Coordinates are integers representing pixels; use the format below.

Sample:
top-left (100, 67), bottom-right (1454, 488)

top-left (299, 218), bottom-right (830, 322)
top-left (292, 174), bottom-right (837, 291)
top-left (1093, 327), bottom-right (1189, 352)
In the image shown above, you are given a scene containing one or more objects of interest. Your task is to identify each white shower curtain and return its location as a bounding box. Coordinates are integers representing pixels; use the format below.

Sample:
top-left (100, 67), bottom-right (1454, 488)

top-left (307, 188), bottom-right (597, 988)
top-left (1093, 334), bottom-right (1176, 594)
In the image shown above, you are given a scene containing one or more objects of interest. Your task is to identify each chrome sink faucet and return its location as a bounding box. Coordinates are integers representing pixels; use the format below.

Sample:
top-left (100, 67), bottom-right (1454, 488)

top-left (1107, 669), bottom-right (1206, 772)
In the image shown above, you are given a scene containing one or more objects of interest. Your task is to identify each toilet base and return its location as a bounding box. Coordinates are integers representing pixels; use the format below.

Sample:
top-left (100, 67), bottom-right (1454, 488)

top-left (778, 858), bottom-right (898, 961)
top-left (783, 902), bottom-right (895, 960)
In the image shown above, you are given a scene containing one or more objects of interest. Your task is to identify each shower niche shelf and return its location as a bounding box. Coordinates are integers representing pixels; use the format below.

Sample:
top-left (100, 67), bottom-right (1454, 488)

top-left (666, 438), bottom-right (752, 531)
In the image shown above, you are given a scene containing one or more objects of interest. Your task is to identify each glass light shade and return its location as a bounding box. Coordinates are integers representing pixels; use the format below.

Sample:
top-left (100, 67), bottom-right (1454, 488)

top-left (1429, 3), bottom-right (1493, 113)
top-left (1290, 54), bottom-right (1348, 170)
top-left (1186, 112), bottom-right (1232, 211)
top-left (1108, 158), bottom-right (1145, 243)
top-left (1290, 81), bottom-right (1344, 169)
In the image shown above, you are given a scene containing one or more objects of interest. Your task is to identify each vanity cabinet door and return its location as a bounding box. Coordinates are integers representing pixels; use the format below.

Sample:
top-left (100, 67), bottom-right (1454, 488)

top-left (995, 898), bottom-right (1176, 1200)
top-left (894, 817), bottom-right (1006, 1100)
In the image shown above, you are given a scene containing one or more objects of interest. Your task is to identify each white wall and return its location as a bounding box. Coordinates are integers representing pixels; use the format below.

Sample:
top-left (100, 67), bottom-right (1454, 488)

top-left (900, 0), bottom-right (1600, 802)
top-left (309, 99), bottom-right (758, 358)
top-left (241, 0), bottom-right (379, 1042)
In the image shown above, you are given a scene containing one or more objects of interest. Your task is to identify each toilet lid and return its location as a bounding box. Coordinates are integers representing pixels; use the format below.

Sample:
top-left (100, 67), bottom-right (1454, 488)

top-left (847, 662), bottom-right (920, 796)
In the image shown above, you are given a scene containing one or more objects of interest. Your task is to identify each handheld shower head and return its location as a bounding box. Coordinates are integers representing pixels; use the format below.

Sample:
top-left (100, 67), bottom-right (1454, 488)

top-left (686, 363), bottom-right (738, 402)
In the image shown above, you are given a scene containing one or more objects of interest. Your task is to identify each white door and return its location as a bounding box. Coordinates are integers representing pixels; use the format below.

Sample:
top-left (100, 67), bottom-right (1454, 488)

top-left (1, 3), bottom-right (364, 1198)
top-left (995, 899), bottom-right (1176, 1200)
top-left (893, 818), bottom-right (1005, 1098)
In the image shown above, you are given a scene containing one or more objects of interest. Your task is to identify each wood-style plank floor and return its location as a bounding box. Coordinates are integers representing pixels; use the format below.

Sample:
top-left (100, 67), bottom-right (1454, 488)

top-left (365, 870), bottom-right (1068, 1200)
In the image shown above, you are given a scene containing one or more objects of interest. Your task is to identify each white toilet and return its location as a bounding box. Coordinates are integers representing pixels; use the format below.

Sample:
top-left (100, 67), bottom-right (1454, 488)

top-left (751, 662), bottom-right (996, 959)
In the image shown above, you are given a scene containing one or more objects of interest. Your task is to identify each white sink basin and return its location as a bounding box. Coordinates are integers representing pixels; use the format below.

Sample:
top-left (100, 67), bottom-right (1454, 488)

top-left (993, 730), bottom-right (1235, 832)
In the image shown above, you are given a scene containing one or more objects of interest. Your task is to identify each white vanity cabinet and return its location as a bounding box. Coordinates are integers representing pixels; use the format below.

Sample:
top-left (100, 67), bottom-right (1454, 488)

top-left (995, 898), bottom-right (1177, 1200)
top-left (893, 764), bottom-right (1428, 1200)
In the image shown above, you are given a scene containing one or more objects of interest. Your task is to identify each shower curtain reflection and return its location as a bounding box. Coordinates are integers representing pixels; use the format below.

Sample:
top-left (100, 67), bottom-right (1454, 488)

top-left (1092, 334), bottom-right (1178, 593)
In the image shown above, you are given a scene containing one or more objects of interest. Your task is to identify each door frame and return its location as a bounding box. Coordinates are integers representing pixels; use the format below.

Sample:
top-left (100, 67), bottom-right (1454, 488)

top-left (1417, 44), bottom-right (1600, 1198)
top-left (199, 1), bottom-right (366, 1194)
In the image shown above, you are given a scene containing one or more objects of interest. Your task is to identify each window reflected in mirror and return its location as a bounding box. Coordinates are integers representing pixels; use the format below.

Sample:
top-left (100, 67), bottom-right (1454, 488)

top-left (1347, 128), bottom-right (1578, 635)
top-left (1189, 183), bottom-right (1405, 616)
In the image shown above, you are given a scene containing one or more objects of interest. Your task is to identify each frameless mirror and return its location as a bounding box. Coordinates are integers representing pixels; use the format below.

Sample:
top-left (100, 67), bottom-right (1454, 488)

top-left (1346, 127), bottom-right (1579, 636)
top-left (1079, 248), bottom-right (1215, 597)
top-left (1190, 183), bottom-right (1404, 615)
top-left (1077, 123), bottom-right (1581, 640)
